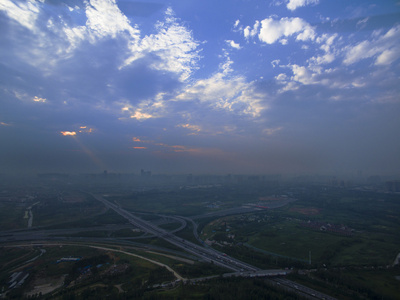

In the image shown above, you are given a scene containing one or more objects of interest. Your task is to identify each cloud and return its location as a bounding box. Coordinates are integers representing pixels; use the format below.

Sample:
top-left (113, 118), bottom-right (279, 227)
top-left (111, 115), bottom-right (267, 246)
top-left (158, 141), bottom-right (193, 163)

top-left (226, 40), bottom-right (241, 49)
top-left (130, 134), bottom-right (226, 157)
top-left (263, 127), bottom-right (283, 136)
top-left (0, 0), bottom-right (40, 32)
top-left (271, 59), bottom-right (281, 68)
top-left (256, 17), bottom-right (315, 44)
top-left (130, 110), bottom-right (153, 121)
top-left (33, 96), bottom-right (46, 103)
top-left (122, 7), bottom-right (200, 81)
top-left (85, 0), bottom-right (139, 40)
top-left (78, 126), bottom-right (94, 134)
top-left (60, 131), bottom-right (77, 136)
top-left (244, 21), bottom-right (259, 39)
top-left (117, 53), bottom-right (269, 123)
top-left (286, 0), bottom-right (319, 11)
top-left (343, 24), bottom-right (400, 66)
top-left (177, 123), bottom-right (202, 132)
top-left (63, 0), bottom-right (141, 51)
top-left (175, 57), bottom-right (267, 118)
top-left (309, 33), bottom-right (338, 65)
top-left (1, 1), bottom-right (199, 85)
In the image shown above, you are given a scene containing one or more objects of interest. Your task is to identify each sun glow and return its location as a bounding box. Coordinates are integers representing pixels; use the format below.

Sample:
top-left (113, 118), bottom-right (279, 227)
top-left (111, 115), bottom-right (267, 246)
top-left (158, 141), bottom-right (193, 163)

top-left (60, 131), bottom-right (77, 136)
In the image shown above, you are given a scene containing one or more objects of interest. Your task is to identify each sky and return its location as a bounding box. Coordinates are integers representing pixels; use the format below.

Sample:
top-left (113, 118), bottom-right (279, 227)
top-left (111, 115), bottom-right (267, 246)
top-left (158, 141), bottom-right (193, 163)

top-left (1, 0), bottom-right (400, 176)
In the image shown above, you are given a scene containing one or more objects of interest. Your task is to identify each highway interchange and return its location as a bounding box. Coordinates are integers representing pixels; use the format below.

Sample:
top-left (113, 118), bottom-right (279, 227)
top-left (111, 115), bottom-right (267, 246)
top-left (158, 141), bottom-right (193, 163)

top-left (91, 194), bottom-right (259, 273)
top-left (91, 194), bottom-right (337, 300)
top-left (0, 193), bottom-right (337, 299)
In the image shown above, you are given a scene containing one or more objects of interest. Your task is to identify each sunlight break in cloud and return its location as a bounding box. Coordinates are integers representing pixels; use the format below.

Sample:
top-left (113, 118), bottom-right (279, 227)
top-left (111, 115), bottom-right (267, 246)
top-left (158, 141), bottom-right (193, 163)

top-left (33, 96), bottom-right (46, 103)
top-left (130, 110), bottom-right (153, 121)
top-left (78, 126), bottom-right (94, 134)
top-left (177, 123), bottom-right (202, 132)
top-left (60, 131), bottom-right (77, 136)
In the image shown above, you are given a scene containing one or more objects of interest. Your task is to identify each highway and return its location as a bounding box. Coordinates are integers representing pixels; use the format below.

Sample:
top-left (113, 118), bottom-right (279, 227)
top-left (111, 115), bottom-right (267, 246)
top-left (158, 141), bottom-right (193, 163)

top-left (91, 194), bottom-right (259, 272)
top-left (269, 278), bottom-right (338, 300)
top-left (91, 194), bottom-right (338, 299)
top-left (0, 193), bottom-right (336, 299)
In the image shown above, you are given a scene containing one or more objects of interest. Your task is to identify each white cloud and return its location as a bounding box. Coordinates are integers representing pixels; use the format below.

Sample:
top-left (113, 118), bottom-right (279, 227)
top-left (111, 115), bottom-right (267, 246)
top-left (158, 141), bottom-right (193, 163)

top-left (309, 33), bottom-right (338, 65)
top-left (263, 127), bottom-right (283, 136)
top-left (1, 1), bottom-right (199, 82)
top-left (375, 49), bottom-right (399, 66)
top-left (117, 91), bottom-right (167, 121)
top-left (356, 17), bottom-right (369, 30)
top-left (120, 53), bottom-right (267, 120)
top-left (275, 73), bottom-right (287, 81)
top-left (85, 0), bottom-right (139, 40)
top-left (177, 123), bottom-right (202, 132)
top-left (271, 59), bottom-right (281, 68)
top-left (175, 58), bottom-right (267, 118)
top-left (258, 17), bottom-right (315, 44)
top-left (130, 110), bottom-right (153, 120)
top-left (0, 0), bottom-right (142, 71)
top-left (243, 21), bottom-right (259, 39)
top-left (122, 8), bottom-right (200, 81)
top-left (343, 25), bottom-right (400, 66)
top-left (61, 0), bottom-right (141, 54)
top-left (33, 96), bottom-right (46, 103)
top-left (0, 0), bottom-right (40, 32)
top-left (290, 64), bottom-right (319, 85)
top-left (286, 0), bottom-right (319, 11)
top-left (226, 40), bottom-right (241, 49)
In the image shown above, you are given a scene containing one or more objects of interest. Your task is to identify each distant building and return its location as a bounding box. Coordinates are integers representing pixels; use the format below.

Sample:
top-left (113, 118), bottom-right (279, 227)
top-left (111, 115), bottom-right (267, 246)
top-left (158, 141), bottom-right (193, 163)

top-left (386, 180), bottom-right (400, 192)
top-left (37, 173), bottom-right (69, 179)
top-left (141, 169), bottom-right (151, 176)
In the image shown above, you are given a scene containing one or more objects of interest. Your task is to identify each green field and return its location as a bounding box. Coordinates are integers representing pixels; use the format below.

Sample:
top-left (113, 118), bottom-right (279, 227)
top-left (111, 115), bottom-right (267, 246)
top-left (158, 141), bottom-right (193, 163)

top-left (201, 187), bottom-right (400, 268)
top-left (1, 182), bottom-right (400, 299)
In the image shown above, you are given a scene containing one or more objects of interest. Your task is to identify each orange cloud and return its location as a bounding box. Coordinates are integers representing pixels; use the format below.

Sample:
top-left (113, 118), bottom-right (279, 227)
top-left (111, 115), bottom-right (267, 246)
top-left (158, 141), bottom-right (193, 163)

top-left (130, 110), bottom-right (153, 120)
top-left (171, 145), bottom-right (186, 150)
top-left (177, 123), bottom-right (201, 132)
top-left (0, 122), bottom-right (11, 126)
top-left (78, 126), bottom-right (94, 133)
top-left (131, 136), bottom-right (222, 156)
top-left (60, 131), bottom-right (77, 136)
top-left (33, 96), bottom-right (46, 103)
